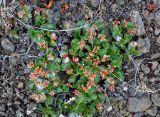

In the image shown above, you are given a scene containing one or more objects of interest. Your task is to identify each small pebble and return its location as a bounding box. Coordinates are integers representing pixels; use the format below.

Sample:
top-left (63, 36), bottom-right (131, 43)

top-left (155, 26), bottom-right (160, 36)
top-left (156, 36), bottom-right (160, 44)
top-left (17, 82), bottom-right (24, 89)
top-left (150, 61), bottom-right (158, 70)
top-left (1, 39), bottom-right (15, 52)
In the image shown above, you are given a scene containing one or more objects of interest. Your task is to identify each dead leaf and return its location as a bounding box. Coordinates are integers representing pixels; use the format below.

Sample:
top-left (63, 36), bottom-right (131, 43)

top-left (45, 0), bottom-right (54, 9)
top-left (19, 0), bottom-right (24, 5)
top-left (61, 2), bottom-right (69, 13)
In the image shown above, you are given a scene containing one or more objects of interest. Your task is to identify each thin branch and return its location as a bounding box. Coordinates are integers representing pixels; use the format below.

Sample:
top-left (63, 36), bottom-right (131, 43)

top-left (26, 42), bottom-right (34, 55)
top-left (112, 73), bottom-right (155, 93)
top-left (0, 42), bottom-right (39, 59)
top-left (8, 9), bottom-right (89, 32)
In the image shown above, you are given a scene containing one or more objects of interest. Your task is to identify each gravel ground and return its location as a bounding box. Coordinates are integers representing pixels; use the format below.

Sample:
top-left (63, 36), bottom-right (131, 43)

top-left (0, 0), bottom-right (160, 116)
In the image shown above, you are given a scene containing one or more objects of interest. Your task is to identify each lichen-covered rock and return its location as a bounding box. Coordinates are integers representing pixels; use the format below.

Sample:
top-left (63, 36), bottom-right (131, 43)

top-left (133, 0), bottom-right (142, 4)
top-left (146, 106), bottom-right (157, 116)
top-left (155, 11), bottom-right (160, 26)
top-left (151, 94), bottom-right (160, 106)
top-left (1, 39), bottom-right (15, 52)
top-left (137, 37), bottom-right (150, 53)
top-left (127, 97), bottom-right (152, 112)
top-left (130, 10), bottom-right (146, 36)
top-left (156, 36), bottom-right (160, 44)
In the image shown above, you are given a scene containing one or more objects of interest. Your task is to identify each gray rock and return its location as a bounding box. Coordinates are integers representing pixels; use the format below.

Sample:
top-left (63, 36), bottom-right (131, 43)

top-left (15, 101), bottom-right (21, 105)
top-left (146, 13), bottom-right (155, 24)
top-left (155, 27), bottom-right (160, 36)
top-left (90, 0), bottom-right (99, 7)
top-left (134, 112), bottom-right (144, 117)
top-left (19, 48), bottom-right (26, 53)
top-left (151, 61), bottom-right (159, 70)
top-left (9, 54), bottom-right (20, 65)
top-left (156, 36), bottom-right (160, 44)
top-left (146, 106), bottom-right (157, 116)
top-left (103, 101), bottom-right (113, 112)
top-left (149, 77), bottom-right (156, 83)
top-left (141, 64), bottom-right (150, 74)
top-left (137, 37), bottom-right (150, 53)
top-left (23, 98), bottom-right (29, 104)
top-left (24, 67), bottom-right (30, 74)
top-left (53, 12), bottom-right (60, 22)
top-left (26, 103), bottom-right (36, 115)
top-left (111, 4), bottom-right (118, 12)
top-left (154, 66), bottom-right (160, 76)
top-left (0, 104), bottom-right (5, 112)
top-left (116, 0), bottom-right (125, 5)
top-left (70, 1), bottom-right (78, 8)
top-left (127, 97), bottom-right (152, 112)
top-left (131, 10), bottom-right (146, 36)
top-left (153, 0), bottom-right (160, 5)
top-left (0, 112), bottom-right (5, 116)
top-left (1, 39), bottom-right (15, 52)
top-left (133, 0), bottom-right (142, 4)
top-left (155, 11), bottom-right (160, 26)
top-left (29, 113), bottom-right (38, 117)
top-left (17, 82), bottom-right (24, 89)
top-left (151, 53), bottom-right (160, 59)
top-left (16, 109), bottom-right (24, 117)
top-left (151, 94), bottom-right (160, 106)
top-left (143, 10), bottom-right (149, 19)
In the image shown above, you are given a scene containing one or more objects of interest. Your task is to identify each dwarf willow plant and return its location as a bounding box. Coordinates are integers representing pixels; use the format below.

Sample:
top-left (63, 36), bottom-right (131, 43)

top-left (26, 7), bottom-right (140, 117)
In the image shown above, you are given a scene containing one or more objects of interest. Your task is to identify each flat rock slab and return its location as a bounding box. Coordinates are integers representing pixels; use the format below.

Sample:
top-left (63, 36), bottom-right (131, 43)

top-left (1, 39), bottom-right (15, 52)
top-left (127, 97), bottom-right (152, 112)
top-left (151, 94), bottom-right (160, 107)
top-left (130, 10), bottom-right (146, 36)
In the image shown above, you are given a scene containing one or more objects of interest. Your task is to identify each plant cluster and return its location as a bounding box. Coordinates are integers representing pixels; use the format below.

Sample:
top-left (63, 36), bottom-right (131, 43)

top-left (24, 6), bottom-right (140, 117)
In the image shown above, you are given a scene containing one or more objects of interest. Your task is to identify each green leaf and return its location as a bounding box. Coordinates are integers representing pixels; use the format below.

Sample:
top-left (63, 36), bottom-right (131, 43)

top-left (94, 38), bottom-right (101, 46)
top-left (56, 87), bottom-right (63, 93)
top-left (61, 64), bottom-right (68, 71)
top-left (10, 30), bottom-right (19, 39)
top-left (121, 33), bottom-right (132, 45)
top-left (68, 77), bottom-right (76, 83)
top-left (126, 22), bottom-right (135, 29)
top-left (112, 29), bottom-right (121, 39)
top-left (35, 57), bottom-right (45, 66)
top-left (108, 43), bottom-right (120, 55)
top-left (71, 39), bottom-right (79, 52)
top-left (35, 15), bottom-right (46, 26)
top-left (47, 63), bottom-right (61, 71)
top-left (90, 94), bottom-right (97, 100)
top-left (44, 114), bottom-right (49, 117)
top-left (96, 20), bottom-right (105, 30)
top-left (99, 49), bottom-right (107, 56)
top-left (74, 20), bottom-right (86, 38)
top-left (45, 96), bottom-right (53, 105)
top-left (36, 103), bottom-right (44, 112)
top-left (28, 81), bottom-right (34, 89)
top-left (41, 23), bottom-right (56, 30)
top-left (54, 58), bottom-right (61, 63)
top-left (115, 71), bottom-right (125, 81)
top-left (97, 93), bottom-right (106, 101)
top-left (102, 41), bottom-right (109, 49)
top-left (94, 76), bottom-right (100, 83)
top-left (28, 28), bottom-right (38, 42)
top-left (78, 51), bottom-right (85, 57)
top-left (85, 45), bottom-right (91, 51)
top-left (76, 20), bottom-right (86, 27)
top-left (110, 55), bottom-right (122, 67)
